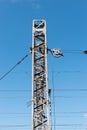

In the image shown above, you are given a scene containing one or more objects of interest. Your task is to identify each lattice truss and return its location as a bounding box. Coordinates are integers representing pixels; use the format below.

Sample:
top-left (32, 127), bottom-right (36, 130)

top-left (32, 20), bottom-right (49, 130)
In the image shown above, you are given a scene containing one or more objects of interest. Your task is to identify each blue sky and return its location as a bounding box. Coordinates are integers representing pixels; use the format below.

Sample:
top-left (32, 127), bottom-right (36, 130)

top-left (0, 0), bottom-right (87, 130)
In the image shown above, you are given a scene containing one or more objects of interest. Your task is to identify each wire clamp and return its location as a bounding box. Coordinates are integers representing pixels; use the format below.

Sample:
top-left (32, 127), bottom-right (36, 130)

top-left (48, 48), bottom-right (64, 58)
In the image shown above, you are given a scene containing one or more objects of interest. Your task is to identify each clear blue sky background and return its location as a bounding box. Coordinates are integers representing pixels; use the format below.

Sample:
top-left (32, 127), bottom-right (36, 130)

top-left (0, 0), bottom-right (87, 130)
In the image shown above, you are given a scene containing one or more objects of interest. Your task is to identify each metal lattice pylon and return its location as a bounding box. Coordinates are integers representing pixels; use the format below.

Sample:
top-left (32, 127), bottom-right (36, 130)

top-left (32, 19), bottom-right (49, 130)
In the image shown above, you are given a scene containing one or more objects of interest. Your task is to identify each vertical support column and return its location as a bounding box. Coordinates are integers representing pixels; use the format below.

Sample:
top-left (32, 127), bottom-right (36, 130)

top-left (32, 19), bottom-right (49, 130)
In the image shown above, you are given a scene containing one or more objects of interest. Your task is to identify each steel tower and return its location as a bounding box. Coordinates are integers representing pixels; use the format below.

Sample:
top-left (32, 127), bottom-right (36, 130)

top-left (32, 20), bottom-right (49, 130)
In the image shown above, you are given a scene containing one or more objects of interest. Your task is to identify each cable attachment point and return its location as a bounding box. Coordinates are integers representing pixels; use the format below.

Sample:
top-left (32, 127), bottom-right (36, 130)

top-left (48, 48), bottom-right (64, 58)
top-left (83, 50), bottom-right (87, 54)
top-left (30, 47), bottom-right (32, 53)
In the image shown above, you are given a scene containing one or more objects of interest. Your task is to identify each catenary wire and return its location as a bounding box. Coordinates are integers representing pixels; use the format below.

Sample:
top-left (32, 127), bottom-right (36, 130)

top-left (0, 49), bottom-right (86, 80)
top-left (54, 95), bottom-right (87, 98)
top-left (0, 111), bottom-right (87, 114)
top-left (52, 70), bottom-right (56, 130)
top-left (0, 52), bottom-right (30, 81)
top-left (0, 89), bottom-right (87, 92)
top-left (0, 90), bottom-right (31, 92)
top-left (0, 124), bottom-right (30, 128)
top-left (0, 124), bottom-right (87, 128)
top-left (0, 95), bottom-right (87, 99)
top-left (54, 89), bottom-right (87, 91)
top-left (0, 49), bottom-right (86, 130)
top-left (63, 49), bottom-right (87, 54)
top-left (1, 70), bottom-right (87, 74)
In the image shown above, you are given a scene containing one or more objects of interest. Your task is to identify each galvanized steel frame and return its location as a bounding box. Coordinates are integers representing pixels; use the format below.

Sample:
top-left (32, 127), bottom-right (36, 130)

top-left (32, 20), bottom-right (49, 130)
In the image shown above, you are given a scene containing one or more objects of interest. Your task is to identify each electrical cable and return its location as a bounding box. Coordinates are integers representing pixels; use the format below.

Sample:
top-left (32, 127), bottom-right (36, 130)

top-left (54, 89), bottom-right (87, 91)
top-left (0, 53), bottom-right (30, 81)
top-left (0, 95), bottom-right (87, 99)
top-left (0, 124), bottom-right (87, 128)
top-left (5, 111), bottom-right (87, 114)
top-left (54, 95), bottom-right (87, 98)
top-left (52, 115), bottom-right (86, 118)
top-left (63, 50), bottom-right (87, 54)
top-left (0, 96), bottom-right (30, 99)
top-left (0, 49), bottom-right (86, 80)
top-left (0, 111), bottom-right (87, 115)
top-left (0, 112), bottom-right (31, 115)
top-left (52, 111), bottom-right (87, 114)
top-left (54, 124), bottom-right (87, 127)
top-left (52, 71), bottom-right (56, 130)
top-left (1, 70), bottom-right (87, 74)
top-left (0, 124), bottom-right (30, 128)
top-left (0, 89), bottom-right (87, 92)
top-left (0, 90), bottom-right (31, 92)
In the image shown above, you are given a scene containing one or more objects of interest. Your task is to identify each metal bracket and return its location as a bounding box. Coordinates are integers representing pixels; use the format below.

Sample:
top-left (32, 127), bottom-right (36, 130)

top-left (48, 48), bottom-right (64, 58)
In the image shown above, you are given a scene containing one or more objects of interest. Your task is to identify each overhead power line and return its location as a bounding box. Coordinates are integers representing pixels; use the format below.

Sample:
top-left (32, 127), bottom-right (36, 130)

top-left (0, 124), bottom-right (30, 128)
top-left (0, 53), bottom-right (30, 81)
top-left (54, 89), bottom-right (87, 91)
top-left (1, 70), bottom-right (87, 74)
top-left (0, 89), bottom-right (31, 92)
top-left (0, 89), bottom-right (87, 92)
top-left (0, 112), bottom-right (31, 115)
top-left (54, 95), bottom-right (87, 98)
top-left (0, 95), bottom-right (87, 99)
top-left (55, 123), bottom-right (87, 127)
top-left (0, 124), bottom-right (87, 128)
top-left (0, 96), bottom-right (30, 99)
top-left (0, 111), bottom-right (87, 116)
top-left (54, 111), bottom-right (87, 114)
top-left (0, 50), bottom-right (86, 79)
top-left (63, 50), bottom-right (87, 54)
